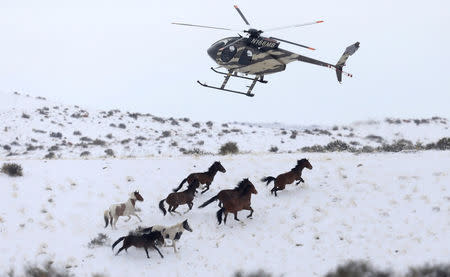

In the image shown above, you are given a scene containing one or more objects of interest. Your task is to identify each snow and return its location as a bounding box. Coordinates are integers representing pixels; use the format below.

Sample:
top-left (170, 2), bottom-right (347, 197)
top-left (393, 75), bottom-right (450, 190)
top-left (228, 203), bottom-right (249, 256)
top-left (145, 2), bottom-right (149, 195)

top-left (0, 92), bottom-right (449, 276)
top-left (1, 92), bottom-right (448, 159)
top-left (1, 152), bottom-right (449, 276)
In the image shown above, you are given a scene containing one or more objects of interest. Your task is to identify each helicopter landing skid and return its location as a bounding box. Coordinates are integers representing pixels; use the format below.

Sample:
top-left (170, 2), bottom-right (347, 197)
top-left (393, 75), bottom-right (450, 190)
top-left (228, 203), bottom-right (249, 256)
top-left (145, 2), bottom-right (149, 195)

top-left (197, 69), bottom-right (266, 97)
top-left (197, 81), bottom-right (255, 97)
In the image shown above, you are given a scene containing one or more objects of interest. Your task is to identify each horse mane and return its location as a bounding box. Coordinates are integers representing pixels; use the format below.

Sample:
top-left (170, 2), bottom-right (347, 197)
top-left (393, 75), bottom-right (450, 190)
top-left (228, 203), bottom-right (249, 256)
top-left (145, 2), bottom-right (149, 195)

top-left (233, 179), bottom-right (253, 197)
top-left (291, 164), bottom-right (301, 171)
top-left (186, 181), bottom-right (198, 192)
top-left (207, 162), bottom-right (219, 173)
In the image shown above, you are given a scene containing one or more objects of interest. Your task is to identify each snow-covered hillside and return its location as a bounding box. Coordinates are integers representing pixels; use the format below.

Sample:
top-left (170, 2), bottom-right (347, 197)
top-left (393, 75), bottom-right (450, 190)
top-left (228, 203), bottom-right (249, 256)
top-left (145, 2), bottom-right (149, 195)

top-left (0, 152), bottom-right (449, 276)
top-left (1, 91), bottom-right (449, 276)
top-left (1, 92), bottom-right (449, 160)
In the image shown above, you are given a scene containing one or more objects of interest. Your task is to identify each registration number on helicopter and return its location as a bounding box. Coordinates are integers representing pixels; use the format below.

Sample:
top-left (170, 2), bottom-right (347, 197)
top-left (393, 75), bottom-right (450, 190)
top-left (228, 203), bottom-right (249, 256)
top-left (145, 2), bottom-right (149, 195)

top-left (250, 38), bottom-right (279, 49)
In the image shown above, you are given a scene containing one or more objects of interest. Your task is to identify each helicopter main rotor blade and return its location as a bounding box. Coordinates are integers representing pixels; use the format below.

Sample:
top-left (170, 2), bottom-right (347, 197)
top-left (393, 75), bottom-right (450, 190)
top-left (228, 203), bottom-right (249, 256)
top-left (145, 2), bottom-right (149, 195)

top-left (265, 20), bottom-right (324, 32)
top-left (269, 36), bottom-right (316, 50)
top-left (171, 22), bottom-right (239, 31)
top-left (233, 5), bottom-right (250, 25)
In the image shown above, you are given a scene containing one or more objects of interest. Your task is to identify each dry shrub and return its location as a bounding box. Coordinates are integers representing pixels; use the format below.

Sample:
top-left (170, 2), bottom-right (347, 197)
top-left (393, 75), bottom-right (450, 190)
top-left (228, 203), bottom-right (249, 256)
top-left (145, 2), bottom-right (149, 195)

top-left (1, 163), bottom-right (23, 177)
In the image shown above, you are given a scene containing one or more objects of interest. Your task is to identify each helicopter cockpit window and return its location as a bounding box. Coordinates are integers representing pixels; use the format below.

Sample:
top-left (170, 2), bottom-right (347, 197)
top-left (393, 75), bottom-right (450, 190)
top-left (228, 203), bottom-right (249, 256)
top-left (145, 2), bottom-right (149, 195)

top-left (220, 45), bottom-right (237, 62)
top-left (238, 49), bottom-right (253, 65)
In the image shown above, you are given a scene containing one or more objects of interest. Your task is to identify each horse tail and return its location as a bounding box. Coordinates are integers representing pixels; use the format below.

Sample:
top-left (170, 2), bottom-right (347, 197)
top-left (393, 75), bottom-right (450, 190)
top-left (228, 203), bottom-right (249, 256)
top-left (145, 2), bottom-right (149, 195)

top-left (159, 199), bottom-right (167, 216)
top-left (261, 176), bottom-right (276, 186)
top-left (104, 210), bottom-right (110, 228)
top-left (173, 178), bottom-right (188, 192)
top-left (216, 208), bottom-right (224, 225)
top-left (112, 236), bottom-right (126, 251)
top-left (198, 195), bottom-right (219, 208)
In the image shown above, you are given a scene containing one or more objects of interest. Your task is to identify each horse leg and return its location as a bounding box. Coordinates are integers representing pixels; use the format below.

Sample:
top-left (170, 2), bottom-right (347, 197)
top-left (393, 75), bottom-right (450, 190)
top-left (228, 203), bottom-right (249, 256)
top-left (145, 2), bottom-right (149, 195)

top-left (152, 244), bottom-right (164, 258)
top-left (133, 213), bottom-right (142, 222)
top-left (271, 187), bottom-right (278, 197)
top-left (233, 212), bottom-right (240, 221)
top-left (184, 202), bottom-right (193, 214)
top-left (201, 183), bottom-right (210, 194)
top-left (116, 245), bottom-right (127, 256)
top-left (112, 216), bottom-right (118, 229)
top-left (218, 201), bottom-right (222, 208)
top-left (246, 207), bottom-right (254, 218)
top-left (144, 247), bottom-right (150, 259)
top-left (172, 240), bottom-right (177, 253)
top-left (124, 215), bottom-right (131, 222)
top-left (171, 205), bottom-right (182, 216)
top-left (223, 211), bottom-right (228, 224)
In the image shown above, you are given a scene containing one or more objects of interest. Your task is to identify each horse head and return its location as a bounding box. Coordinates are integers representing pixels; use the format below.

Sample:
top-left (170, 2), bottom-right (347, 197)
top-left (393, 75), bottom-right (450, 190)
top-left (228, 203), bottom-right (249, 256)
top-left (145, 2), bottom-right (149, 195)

top-left (298, 159), bottom-right (313, 170)
top-left (182, 219), bottom-right (193, 232)
top-left (132, 190), bottom-right (144, 201)
top-left (214, 161), bottom-right (227, 173)
top-left (151, 231), bottom-right (164, 246)
top-left (239, 178), bottom-right (258, 196)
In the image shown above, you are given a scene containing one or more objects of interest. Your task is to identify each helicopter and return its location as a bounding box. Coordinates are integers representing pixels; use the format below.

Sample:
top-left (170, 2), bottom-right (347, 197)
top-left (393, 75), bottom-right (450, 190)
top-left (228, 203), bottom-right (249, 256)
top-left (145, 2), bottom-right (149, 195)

top-left (173, 5), bottom-right (360, 97)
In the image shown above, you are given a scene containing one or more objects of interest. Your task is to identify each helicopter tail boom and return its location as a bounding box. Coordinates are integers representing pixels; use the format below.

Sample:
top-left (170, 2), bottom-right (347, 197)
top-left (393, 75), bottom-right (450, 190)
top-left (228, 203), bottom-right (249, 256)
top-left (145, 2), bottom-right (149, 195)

top-left (335, 42), bottom-right (360, 83)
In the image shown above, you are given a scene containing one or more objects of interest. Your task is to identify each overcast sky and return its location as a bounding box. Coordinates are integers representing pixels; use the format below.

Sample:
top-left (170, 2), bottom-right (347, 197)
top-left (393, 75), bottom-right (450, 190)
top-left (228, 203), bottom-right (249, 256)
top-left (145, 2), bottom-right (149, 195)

top-left (1, 0), bottom-right (449, 125)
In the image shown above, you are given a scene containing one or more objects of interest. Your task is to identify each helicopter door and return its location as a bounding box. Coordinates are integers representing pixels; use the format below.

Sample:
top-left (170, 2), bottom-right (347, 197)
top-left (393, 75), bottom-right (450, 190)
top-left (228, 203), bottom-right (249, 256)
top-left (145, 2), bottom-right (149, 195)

top-left (220, 45), bottom-right (237, 62)
top-left (238, 49), bottom-right (253, 65)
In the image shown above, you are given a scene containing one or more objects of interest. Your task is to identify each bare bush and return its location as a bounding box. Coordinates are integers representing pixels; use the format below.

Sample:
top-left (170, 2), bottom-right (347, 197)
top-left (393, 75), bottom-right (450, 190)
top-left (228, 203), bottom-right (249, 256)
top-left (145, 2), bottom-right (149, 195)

top-left (88, 233), bottom-right (110, 248)
top-left (49, 132), bottom-right (62, 139)
top-left (290, 130), bottom-right (297, 139)
top-left (92, 139), bottom-right (106, 146)
top-left (44, 152), bottom-right (55, 159)
top-left (192, 122), bottom-right (201, 128)
top-left (22, 113), bottom-right (31, 119)
top-left (21, 261), bottom-right (72, 277)
top-left (161, 131), bottom-right (171, 138)
top-left (269, 146), bottom-right (279, 153)
top-left (73, 131), bottom-right (81, 136)
top-left (219, 142), bottom-right (239, 155)
top-left (234, 270), bottom-right (272, 277)
top-left (325, 261), bottom-right (391, 277)
top-left (105, 149), bottom-right (115, 157)
top-left (1, 163), bottom-right (23, 177)
top-left (80, 151), bottom-right (90, 157)
top-left (118, 123), bottom-right (126, 129)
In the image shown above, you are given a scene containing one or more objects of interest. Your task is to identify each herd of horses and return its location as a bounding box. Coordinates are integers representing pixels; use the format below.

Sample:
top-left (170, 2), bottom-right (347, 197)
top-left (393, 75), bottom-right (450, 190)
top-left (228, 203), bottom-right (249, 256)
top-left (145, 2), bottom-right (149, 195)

top-left (104, 159), bottom-right (313, 260)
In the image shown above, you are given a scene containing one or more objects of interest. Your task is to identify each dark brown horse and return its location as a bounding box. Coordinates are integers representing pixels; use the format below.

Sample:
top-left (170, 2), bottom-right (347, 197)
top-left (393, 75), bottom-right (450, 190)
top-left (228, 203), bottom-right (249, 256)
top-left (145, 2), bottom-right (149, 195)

top-left (199, 178), bottom-right (258, 224)
top-left (173, 161), bottom-right (226, 194)
top-left (262, 159), bottom-right (313, 196)
top-left (198, 178), bottom-right (252, 208)
top-left (112, 230), bottom-right (164, 259)
top-left (160, 180), bottom-right (198, 216)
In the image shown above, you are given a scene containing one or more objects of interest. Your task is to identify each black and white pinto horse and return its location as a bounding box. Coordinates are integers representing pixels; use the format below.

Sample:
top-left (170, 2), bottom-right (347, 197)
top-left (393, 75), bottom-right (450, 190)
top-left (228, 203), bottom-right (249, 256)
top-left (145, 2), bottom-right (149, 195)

top-left (104, 191), bottom-right (144, 229)
top-left (134, 219), bottom-right (193, 253)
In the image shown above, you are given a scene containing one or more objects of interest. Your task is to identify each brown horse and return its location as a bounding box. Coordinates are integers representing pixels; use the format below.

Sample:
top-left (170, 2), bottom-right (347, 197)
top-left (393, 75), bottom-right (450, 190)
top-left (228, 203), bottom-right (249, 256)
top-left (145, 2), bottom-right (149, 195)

top-left (198, 178), bottom-right (252, 208)
top-left (199, 178), bottom-right (258, 224)
top-left (173, 161), bottom-right (226, 194)
top-left (159, 180), bottom-right (198, 216)
top-left (262, 159), bottom-right (313, 196)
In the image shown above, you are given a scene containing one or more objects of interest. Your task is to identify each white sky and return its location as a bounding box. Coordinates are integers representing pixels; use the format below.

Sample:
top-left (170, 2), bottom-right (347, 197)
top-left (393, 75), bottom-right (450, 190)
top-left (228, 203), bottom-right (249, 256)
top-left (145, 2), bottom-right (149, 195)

top-left (1, 0), bottom-right (449, 125)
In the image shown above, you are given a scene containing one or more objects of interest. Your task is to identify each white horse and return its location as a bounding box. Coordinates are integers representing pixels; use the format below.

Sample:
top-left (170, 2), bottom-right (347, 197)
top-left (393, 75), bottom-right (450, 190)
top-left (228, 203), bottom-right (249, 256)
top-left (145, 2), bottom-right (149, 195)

top-left (104, 191), bottom-right (144, 229)
top-left (134, 219), bottom-right (193, 253)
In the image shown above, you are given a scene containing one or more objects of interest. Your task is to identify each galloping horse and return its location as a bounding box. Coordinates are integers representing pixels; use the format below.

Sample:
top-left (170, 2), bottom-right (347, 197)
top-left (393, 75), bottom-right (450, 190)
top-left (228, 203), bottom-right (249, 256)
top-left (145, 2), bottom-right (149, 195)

top-left (198, 178), bottom-right (253, 208)
top-left (104, 191), bottom-right (144, 229)
top-left (199, 178), bottom-right (258, 225)
top-left (173, 161), bottom-right (226, 194)
top-left (160, 180), bottom-right (198, 216)
top-left (112, 230), bottom-right (165, 260)
top-left (262, 159), bottom-right (313, 196)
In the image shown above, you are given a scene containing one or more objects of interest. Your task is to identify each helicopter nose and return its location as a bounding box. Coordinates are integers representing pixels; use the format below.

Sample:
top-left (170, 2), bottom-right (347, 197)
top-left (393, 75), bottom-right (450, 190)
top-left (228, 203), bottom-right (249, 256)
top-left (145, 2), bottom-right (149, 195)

top-left (207, 45), bottom-right (219, 60)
